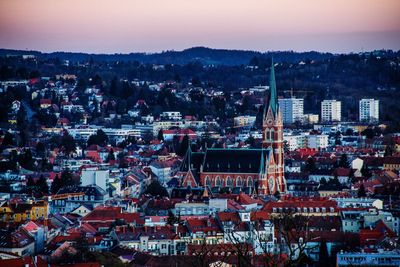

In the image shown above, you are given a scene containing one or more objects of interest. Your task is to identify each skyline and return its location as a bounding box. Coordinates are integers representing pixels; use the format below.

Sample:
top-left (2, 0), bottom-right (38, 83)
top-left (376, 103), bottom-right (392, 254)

top-left (1, 0), bottom-right (400, 54)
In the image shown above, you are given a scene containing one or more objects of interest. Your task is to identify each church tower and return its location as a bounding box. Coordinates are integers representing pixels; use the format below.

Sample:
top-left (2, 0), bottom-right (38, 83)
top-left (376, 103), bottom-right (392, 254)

top-left (261, 59), bottom-right (286, 195)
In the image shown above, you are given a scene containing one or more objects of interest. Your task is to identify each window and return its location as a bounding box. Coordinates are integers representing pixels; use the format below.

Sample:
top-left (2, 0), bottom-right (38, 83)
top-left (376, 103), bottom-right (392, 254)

top-left (236, 177), bottom-right (242, 187)
top-left (215, 176), bottom-right (222, 187)
top-left (247, 177), bottom-right (253, 187)
top-left (205, 176), bottom-right (211, 187)
top-left (226, 177), bottom-right (233, 187)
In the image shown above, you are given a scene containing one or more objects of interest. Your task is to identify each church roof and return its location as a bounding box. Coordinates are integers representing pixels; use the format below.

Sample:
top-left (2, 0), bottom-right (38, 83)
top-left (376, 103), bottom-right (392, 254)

top-left (202, 148), bottom-right (271, 174)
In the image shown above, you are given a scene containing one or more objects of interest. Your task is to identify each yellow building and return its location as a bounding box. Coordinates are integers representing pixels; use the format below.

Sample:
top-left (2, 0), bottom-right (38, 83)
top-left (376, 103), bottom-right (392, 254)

top-left (0, 200), bottom-right (48, 222)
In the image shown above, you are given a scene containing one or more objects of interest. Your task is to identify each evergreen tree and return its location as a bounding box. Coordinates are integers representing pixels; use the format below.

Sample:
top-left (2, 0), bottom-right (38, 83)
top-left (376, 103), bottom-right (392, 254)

top-left (157, 129), bottom-right (164, 141)
top-left (36, 141), bottom-right (46, 156)
top-left (167, 210), bottom-right (178, 226)
top-left (106, 148), bottom-right (115, 162)
top-left (145, 180), bottom-right (168, 197)
top-left (37, 175), bottom-right (49, 195)
top-left (87, 129), bottom-right (108, 147)
top-left (304, 157), bottom-right (316, 173)
top-left (178, 135), bottom-right (189, 157)
top-left (26, 176), bottom-right (35, 193)
top-left (358, 183), bottom-right (367, 198)
top-left (60, 132), bottom-right (76, 156)
top-left (318, 239), bottom-right (329, 266)
top-left (51, 174), bottom-right (62, 194)
top-left (338, 154), bottom-right (349, 168)
top-left (61, 169), bottom-right (75, 187)
top-left (2, 132), bottom-right (13, 147)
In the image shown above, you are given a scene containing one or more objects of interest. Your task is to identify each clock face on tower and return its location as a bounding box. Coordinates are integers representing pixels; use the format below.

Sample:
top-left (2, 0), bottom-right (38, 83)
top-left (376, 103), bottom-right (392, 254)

top-left (268, 177), bottom-right (275, 192)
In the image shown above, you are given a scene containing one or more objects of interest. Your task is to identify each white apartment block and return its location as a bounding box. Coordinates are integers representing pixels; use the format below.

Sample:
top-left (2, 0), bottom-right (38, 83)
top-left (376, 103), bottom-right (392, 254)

top-left (321, 100), bottom-right (341, 122)
top-left (284, 134), bottom-right (307, 151)
top-left (307, 134), bottom-right (329, 149)
top-left (359, 99), bottom-right (379, 122)
top-left (278, 98), bottom-right (304, 124)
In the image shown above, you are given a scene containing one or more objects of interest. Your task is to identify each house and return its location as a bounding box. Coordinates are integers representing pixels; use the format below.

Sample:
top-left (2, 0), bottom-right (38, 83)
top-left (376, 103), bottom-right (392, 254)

top-left (50, 185), bottom-right (108, 214)
top-left (70, 204), bottom-right (93, 217)
top-left (39, 99), bottom-right (52, 109)
top-left (0, 200), bottom-right (48, 222)
top-left (0, 227), bottom-right (35, 256)
top-left (383, 157), bottom-right (400, 171)
top-left (263, 197), bottom-right (339, 217)
top-left (82, 206), bottom-right (143, 232)
top-left (22, 221), bottom-right (45, 253)
top-left (337, 250), bottom-right (400, 266)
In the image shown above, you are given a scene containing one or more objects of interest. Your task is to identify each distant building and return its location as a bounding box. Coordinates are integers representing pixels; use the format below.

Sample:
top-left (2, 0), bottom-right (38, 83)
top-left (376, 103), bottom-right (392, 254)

top-left (81, 168), bottom-right (109, 192)
top-left (233, 115), bottom-right (257, 128)
top-left (160, 111), bottom-right (182, 121)
top-left (278, 98), bottom-right (304, 124)
top-left (304, 114), bottom-right (319, 124)
top-left (337, 251), bottom-right (400, 266)
top-left (307, 134), bottom-right (329, 150)
top-left (321, 100), bottom-right (341, 122)
top-left (359, 99), bottom-right (379, 122)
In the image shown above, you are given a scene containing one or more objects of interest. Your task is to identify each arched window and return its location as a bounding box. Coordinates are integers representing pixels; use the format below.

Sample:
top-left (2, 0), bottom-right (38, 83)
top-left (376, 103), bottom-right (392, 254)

top-left (215, 176), bottom-right (221, 187)
top-left (247, 177), bottom-right (253, 187)
top-left (226, 177), bottom-right (233, 187)
top-left (236, 176), bottom-right (242, 187)
top-left (205, 176), bottom-right (211, 187)
top-left (270, 129), bottom-right (275, 140)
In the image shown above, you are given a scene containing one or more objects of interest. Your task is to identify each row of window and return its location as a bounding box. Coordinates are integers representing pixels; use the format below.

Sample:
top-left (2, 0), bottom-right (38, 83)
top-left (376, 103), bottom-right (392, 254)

top-left (272, 207), bottom-right (335, 213)
top-left (204, 176), bottom-right (254, 188)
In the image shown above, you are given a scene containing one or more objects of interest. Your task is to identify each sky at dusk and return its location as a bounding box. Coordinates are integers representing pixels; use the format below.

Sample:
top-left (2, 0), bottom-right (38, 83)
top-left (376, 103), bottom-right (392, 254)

top-left (1, 0), bottom-right (400, 53)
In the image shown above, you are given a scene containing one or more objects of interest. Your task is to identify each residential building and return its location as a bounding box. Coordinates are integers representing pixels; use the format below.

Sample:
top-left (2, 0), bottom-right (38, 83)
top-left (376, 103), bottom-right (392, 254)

top-left (321, 100), bottom-right (341, 122)
top-left (233, 115), bottom-right (257, 128)
top-left (337, 250), bottom-right (400, 266)
top-left (359, 98), bottom-right (379, 122)
top-left (278, 98), bottom-right (304, 124)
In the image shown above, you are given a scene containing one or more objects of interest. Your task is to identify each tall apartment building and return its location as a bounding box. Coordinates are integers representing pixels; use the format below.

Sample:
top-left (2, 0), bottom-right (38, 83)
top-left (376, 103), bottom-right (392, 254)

top-left (278, 98), bottom-right (304, 124)
top-left (359, 99), bottom-right (379, 122)
top-left (321, 100), bottom-right (341, 122)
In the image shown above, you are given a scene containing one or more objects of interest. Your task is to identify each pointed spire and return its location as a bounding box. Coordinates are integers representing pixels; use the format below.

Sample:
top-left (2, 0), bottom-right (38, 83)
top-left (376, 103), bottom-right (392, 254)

top-left (268, 58), bottom-right (278, 115)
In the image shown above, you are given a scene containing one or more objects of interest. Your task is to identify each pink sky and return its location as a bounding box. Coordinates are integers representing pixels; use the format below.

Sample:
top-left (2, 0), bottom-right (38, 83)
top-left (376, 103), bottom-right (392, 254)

top-left (0, 0), bottom-right (399, 53)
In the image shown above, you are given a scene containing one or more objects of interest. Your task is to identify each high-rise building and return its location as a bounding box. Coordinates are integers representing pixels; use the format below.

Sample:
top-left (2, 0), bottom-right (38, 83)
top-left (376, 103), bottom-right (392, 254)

top-left (321, 100), bottom-right (341, 122)
top-left (278, 98), bottom-right (304, 124)
top-left (359, 99), bottom-right (379, 122)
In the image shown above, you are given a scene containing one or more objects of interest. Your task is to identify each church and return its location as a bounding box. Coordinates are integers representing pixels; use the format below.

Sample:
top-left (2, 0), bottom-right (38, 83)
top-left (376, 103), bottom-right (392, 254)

top-left (180, 61), bottom-right (286, 196)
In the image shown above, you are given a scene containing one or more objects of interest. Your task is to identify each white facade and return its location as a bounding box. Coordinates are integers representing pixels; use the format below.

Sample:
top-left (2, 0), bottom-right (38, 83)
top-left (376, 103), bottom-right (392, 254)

top-left (283, 133), bottom-right (307, 151)
top-left (321, 100), bottom-right (341, 122)
top-left (278, 98), bottom-right (304, 124)
top-left (81, 169), bottom-right (109, 192)
top-left (359, 99), bottom-right (379, 122)
top-left (307, 134), bottom-right (329, 149)
top-left (161, 111), bottom-right (182, 121)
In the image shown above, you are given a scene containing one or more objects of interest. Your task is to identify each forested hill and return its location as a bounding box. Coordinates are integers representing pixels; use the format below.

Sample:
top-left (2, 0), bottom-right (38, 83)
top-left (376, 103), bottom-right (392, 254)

top-left (0, 47), bottom-right (334, 65)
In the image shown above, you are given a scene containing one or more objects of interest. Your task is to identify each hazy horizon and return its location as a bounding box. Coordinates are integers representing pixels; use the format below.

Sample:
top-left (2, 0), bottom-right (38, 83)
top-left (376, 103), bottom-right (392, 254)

top-left (1, 0), bottom-right (400, 54)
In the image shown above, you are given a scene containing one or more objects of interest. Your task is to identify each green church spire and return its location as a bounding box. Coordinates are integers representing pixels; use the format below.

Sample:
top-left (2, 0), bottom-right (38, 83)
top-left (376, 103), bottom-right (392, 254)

top-left (268, 58), bottom-right (278, 115)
